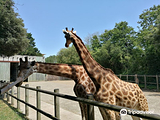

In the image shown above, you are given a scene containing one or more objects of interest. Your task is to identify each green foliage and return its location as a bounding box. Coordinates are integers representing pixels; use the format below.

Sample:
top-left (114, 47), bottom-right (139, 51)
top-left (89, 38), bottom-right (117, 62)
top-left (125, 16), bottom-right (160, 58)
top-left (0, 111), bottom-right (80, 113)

top-left (56, 45), bottom-right (82, 64)
top-left (0, 0), bottom-right (29, 56)
top-left (91, 21), bottom-right (136, 74)
top-left (138, 5), bottom-right (160, 30)
top-left (90, 35), bottom-right (101, 51)
top-left (137, 5), bottom-right (160, 74)
top-left (45, 55), bottom-right (57, 63)
top-left (18, 33), bottom-right (42, 56)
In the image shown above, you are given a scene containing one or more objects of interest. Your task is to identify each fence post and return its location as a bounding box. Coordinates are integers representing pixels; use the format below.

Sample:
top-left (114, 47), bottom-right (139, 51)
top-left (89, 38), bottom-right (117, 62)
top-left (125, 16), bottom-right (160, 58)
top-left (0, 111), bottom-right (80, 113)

top-left (156, 75), bottom-right (159, 92)
top-left (144, 75), bottom-right (147, 89)
top-left (120, 74), bottom-right (121, 79)
top-left (1, 81), bottom-right (5, 99)
top-left (54, 89), bottom-right (60, 119)
top-left (36, 86), bottom-right (41, 120)
top-left (11, 86), bottom-right (14, 105)
top-left (3, 81), bottom-right (7, 99)
top-left (7, 90), bottom-right (10, 102)
top-left (126, 75), bottom-right (128, 82)
top-left (17, 87), bottom-right (20, 111)
top-left (87, 94), bottom-right (95, 120)
top-left (135, 74), bottom-right (139, 85)
top-left (25, 84), bottom-right (29, 116)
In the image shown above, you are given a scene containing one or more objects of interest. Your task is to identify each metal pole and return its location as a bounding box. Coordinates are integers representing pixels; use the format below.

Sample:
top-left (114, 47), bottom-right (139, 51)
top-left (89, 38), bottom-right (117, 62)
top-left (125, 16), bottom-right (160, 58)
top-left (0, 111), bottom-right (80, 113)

top-left (144, 75), bottom-right (147, 89)
top-left (87, 94), bottom-right (95, 120)
top-left (17, 87), bottom-right (20, 111)
top-left (36, 86), bottom-right (41, 120)
top-left (156, 75), bottom-right (159, 92)
top-left (7, 90), bottom-right (10, 102)
top-left (11, 86), bottom-right (14, 105)
top-left (127, 75), bottom-right (128, 82)
top-left (25, 84), bottom-right (29, 116)
top-left (54, 89), bottom-right (60, 119)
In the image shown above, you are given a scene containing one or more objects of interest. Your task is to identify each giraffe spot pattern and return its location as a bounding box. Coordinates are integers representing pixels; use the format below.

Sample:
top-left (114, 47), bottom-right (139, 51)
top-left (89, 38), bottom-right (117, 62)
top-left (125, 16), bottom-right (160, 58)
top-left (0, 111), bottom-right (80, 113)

top-left (106, 76), bottom-right (112, 82)
top-left (121, 88), bottom-right (128, 95)
top-left (105, 83), bottom-right (110, 89)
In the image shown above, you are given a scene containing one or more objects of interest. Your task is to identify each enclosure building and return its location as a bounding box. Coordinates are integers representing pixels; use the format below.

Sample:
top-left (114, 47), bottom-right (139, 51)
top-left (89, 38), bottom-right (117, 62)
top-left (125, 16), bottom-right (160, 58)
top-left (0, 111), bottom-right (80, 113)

top-left (0, 55), bottom-right (45, 82)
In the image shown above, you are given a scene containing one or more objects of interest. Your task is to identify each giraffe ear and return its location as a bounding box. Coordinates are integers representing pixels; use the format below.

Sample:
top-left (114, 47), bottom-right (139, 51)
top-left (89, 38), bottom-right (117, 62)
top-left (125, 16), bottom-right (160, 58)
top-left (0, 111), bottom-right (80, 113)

top-left (63, 29), bottom-right (68, 34)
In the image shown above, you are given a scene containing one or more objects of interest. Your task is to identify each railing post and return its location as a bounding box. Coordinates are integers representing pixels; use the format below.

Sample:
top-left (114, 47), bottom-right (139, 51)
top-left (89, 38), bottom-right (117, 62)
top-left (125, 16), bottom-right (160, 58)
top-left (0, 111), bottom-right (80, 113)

top-left (11, 86), bottom-right (14, 105)
top-left (87, 94), bottom-right (95, 120)
top-left (25, 84), bottom-right (29, 116)
top-left (7, 90), bottom-right (10, 102)
top-left (126, 75), bottom-right (128, 82)
top-left (54, 89), bottom-right (60, 119)
top-left (135, 74), bottom-right (139, 85)
top-left (156, 75), bottom-right (159, 92)
top-left (120, 74), bottom-right (121, 79)
top-left (1, 81), bottom-right (5, 99)
top-left (144, 75), bottom-right (147, 89)
top-left (36, 86), bottom-right (41, 120)
top-left (17, 87), bottom-right (20, 111)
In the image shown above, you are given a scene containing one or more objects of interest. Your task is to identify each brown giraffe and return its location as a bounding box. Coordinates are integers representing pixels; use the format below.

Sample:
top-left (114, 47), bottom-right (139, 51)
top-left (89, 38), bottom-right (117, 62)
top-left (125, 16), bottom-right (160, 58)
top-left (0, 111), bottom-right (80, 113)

top-left (63, 28), bottom-right (149, 120)
top-left (16, 57), bottom-right (96, 120)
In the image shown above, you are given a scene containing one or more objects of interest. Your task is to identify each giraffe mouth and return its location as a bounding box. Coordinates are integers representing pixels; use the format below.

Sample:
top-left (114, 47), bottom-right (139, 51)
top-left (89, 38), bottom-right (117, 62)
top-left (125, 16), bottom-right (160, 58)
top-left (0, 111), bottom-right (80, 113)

top-left (65, 43), bottom-right (69, 47)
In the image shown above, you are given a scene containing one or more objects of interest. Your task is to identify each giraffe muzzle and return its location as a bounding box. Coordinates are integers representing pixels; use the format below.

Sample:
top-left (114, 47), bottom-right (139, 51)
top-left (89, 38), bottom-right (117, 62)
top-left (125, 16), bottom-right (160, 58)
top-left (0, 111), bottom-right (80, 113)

top-left (65, 43), bottom-right (69, 47)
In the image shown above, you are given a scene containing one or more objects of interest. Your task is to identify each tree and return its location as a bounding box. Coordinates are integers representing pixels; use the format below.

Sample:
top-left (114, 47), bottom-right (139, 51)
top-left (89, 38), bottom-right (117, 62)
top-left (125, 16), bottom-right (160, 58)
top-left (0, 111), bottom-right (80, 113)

top-left (138, 5), bottom-right (160, 30)
top-left (45, 55), bottom-right (57, 63)
top-left (90, 35), bottom-right (101, 51)
top-left (144, 17), bottom-right (160, 74)
top-left (56, 45), bottom-right (82, 64)
top-left (90, 21), bottom-right (137, 74)
top-left (137, 5), bottom-right (160, 74)
top-left (18, 33), bottom-right (42, 56)
top-left (0, 0), bottom-right (29, 56)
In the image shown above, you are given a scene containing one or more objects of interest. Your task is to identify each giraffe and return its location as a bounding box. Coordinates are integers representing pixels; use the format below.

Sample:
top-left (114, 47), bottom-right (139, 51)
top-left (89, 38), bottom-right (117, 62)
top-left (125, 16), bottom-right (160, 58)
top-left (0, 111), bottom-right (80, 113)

top-left (16, 57), bottom-right (96, 120)
top-left (63, 28), bottom-right (149, 120)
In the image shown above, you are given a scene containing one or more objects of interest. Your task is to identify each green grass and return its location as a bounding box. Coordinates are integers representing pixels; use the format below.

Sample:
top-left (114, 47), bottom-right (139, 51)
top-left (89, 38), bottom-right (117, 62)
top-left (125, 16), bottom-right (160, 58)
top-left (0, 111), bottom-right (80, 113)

top-left (0, 96), bottom-right (28, 120)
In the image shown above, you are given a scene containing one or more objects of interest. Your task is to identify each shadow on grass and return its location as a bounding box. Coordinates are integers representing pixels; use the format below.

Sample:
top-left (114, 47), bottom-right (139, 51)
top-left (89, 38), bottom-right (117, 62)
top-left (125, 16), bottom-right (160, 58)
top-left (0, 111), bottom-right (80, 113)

top-left (0, 95), bottom-right (29, 120)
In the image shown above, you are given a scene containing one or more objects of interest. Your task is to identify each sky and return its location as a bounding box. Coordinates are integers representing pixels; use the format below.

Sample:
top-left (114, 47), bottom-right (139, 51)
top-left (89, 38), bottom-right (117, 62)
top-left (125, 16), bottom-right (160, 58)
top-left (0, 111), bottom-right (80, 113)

top-left (13, 0), bottom-right (160, 58)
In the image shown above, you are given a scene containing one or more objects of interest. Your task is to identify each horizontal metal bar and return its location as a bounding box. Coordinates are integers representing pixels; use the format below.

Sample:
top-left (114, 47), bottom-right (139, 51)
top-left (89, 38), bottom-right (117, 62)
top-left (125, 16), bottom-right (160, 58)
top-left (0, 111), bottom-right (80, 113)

top-left (20, 86), bottom-right (160, 120)
top-left (117, 75), bottom-right (160, 77)
top-left (6, 93), bottom-right (59, 120)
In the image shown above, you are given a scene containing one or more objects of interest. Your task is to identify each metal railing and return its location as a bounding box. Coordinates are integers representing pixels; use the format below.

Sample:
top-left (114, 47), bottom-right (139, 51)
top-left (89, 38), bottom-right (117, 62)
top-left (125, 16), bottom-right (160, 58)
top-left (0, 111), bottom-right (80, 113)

top-left (117, 74), bottom-right (160, 91)
top-left (1, 80), bottom-right (160, 120)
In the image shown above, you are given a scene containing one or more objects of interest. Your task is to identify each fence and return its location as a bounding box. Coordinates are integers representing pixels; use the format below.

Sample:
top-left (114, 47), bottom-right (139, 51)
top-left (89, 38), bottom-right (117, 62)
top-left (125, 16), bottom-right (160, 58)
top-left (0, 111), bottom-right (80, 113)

top-left (1, 80), bottom-right (160, 120)
top-left (117, 74), bottom-right (160, 91)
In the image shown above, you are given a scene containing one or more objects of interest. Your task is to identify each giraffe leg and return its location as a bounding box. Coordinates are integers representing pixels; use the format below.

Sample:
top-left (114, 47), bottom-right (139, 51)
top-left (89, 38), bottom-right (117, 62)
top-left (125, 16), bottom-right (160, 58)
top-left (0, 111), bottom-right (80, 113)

top-left (78, 102), bottom-right (86, 120)
top-left (99, 107), bottom-right (116, 120)
top-left (115, 112), bottom-right (120, 120)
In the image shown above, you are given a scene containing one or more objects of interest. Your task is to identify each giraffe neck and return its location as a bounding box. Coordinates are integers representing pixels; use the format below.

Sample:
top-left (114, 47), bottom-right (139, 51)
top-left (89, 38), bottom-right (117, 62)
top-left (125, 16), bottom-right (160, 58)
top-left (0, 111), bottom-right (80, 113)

top-left (35, 62), bottom-right (81, 82)
top-left (72, 34), bottom-right (113, 88)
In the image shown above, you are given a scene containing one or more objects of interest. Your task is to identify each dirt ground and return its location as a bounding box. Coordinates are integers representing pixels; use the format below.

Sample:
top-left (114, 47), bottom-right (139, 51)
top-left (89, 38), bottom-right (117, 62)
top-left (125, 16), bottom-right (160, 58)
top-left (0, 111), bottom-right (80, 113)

top-left (6, 80), bottom-right (160, 120)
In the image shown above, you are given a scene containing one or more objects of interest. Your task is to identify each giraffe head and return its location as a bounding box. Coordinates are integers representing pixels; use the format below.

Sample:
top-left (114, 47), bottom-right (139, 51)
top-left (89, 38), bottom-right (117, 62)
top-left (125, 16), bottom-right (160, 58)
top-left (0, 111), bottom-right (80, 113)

top-left (15, 57), bottom-right (36, 87)
top-left (63, 27), bottom-right (76, 47)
